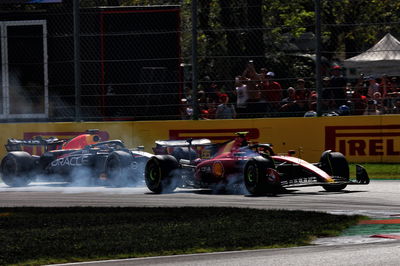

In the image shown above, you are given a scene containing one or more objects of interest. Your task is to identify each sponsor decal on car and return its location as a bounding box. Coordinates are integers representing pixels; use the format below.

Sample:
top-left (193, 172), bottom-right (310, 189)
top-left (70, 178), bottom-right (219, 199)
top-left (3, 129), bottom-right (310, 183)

top-left (50, 154), bottom-right (91, 167)
top-left (212, 161), bottom-right (224, 177)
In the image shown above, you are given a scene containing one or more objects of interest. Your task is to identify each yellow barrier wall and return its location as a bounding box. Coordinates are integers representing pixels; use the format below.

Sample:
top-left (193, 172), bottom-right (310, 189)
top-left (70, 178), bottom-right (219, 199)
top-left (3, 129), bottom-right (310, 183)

top-left (1, 115), bottom-right (399, 163)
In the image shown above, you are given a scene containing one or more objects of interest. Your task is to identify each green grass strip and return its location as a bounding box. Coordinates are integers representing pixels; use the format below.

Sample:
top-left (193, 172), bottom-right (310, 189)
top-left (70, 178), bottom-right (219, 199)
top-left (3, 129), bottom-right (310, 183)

top-left (0, 207), bottom-right (363, 265)
top-left (349, 163), bottom-right (400, 179)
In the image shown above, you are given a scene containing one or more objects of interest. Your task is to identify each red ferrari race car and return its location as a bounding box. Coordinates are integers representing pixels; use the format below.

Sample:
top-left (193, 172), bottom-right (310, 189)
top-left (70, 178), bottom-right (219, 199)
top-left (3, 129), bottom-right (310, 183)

top-left (144, 132), bottom-right (370, 195)
top-left (1, 130), bottom-right (152, 187)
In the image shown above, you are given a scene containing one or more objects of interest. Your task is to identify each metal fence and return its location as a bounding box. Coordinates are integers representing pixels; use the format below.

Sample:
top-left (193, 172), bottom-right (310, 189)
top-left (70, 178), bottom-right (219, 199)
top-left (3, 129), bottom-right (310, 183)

top-left (1, 0), bottom-right (400, 122)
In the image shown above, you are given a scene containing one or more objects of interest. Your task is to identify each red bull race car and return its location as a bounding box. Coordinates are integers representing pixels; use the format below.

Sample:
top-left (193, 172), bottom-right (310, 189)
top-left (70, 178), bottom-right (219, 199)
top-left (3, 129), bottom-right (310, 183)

top-left (145, 132), bottom-right (370, 195)
top-left (1, 130), bottom-right (151, 187)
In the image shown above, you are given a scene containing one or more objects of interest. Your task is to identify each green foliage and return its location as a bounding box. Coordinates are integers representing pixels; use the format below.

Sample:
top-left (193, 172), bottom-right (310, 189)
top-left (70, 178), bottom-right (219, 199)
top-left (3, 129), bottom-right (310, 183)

top-left (11, 0), bottom-right (400, 87)
top-left (0, 207), bottom-right (361, 265)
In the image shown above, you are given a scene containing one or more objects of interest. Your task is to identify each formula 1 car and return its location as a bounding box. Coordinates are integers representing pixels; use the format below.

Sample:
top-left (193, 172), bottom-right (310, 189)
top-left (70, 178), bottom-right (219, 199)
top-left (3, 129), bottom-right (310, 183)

top-left (1, 130), bottom-right (152, 187)
top-left (144, 132), bottom-right (370, 195)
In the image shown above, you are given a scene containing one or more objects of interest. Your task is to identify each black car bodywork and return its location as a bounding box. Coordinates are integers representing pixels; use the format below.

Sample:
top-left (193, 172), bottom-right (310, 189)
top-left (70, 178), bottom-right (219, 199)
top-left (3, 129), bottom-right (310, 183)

top-left (1, 130), bottom-right (151, 187)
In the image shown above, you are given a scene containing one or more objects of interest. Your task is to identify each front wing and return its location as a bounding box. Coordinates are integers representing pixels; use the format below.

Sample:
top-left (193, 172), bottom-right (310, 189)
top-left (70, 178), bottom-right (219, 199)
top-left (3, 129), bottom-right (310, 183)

top-left (279, 164), bottom-right (370, 188)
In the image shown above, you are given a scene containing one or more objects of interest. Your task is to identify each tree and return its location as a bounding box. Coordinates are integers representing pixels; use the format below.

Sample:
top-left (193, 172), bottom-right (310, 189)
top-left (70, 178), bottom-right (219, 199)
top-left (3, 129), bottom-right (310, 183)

top-left (245, 0), bottom-right (263, 61)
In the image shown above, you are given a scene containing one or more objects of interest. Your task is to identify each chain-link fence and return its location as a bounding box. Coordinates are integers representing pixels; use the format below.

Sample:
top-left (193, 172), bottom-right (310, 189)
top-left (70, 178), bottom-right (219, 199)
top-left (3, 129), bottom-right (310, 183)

top-left (1, 0), bottom-right (400, 122)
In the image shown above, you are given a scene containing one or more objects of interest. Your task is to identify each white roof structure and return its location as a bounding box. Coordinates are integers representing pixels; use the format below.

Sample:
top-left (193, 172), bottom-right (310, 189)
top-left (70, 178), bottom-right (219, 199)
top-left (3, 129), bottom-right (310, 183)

top-left (344, 33), bottom-right (400, 76)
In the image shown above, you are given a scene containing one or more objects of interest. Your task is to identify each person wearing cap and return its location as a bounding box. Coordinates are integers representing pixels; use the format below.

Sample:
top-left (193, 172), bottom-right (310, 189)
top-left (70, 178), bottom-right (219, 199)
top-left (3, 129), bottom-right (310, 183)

top-left (215, 93), bottom-right (236, 119)
top-left (260, 71), bottom-right (282, 112)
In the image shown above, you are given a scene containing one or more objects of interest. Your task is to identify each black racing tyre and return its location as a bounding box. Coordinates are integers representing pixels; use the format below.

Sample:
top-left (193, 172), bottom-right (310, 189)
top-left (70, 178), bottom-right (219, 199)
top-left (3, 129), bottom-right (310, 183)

top-left (1, 151), bottom-right (35, 187)
top-left (319, 150), bottom-right (349, 192)
top-left (244, 156), bottom-right (280, 195)
top-left (105, 151), bottom-right (136, 187)
top-left (145, 155), bottom-right (179, 194)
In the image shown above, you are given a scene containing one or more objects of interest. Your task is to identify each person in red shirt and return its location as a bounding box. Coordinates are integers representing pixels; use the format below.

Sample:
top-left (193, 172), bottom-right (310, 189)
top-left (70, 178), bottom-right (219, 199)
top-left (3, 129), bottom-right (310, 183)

top-left (293, 78), bottom-right (311, 116)
top-left (351, 82), bottom-right (367, 115)
top-left (294, 79), bottom-right (310, 101)
top-left (260, 71), bottom-right (282, 112)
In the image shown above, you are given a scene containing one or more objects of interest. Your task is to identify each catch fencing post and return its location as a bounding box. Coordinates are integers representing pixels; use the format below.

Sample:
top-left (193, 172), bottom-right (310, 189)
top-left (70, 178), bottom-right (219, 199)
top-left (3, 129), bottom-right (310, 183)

top-left (73, 0), bottom-right (81, 121)
top-left (191, 0), bottom-right (199, 120)
top-left (315, 0), bottom-right (323, 116)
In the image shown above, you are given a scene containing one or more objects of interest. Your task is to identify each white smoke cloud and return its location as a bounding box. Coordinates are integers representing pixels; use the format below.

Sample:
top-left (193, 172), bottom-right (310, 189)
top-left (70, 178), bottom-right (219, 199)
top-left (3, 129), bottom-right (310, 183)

top-left (0, 160), bottom-right (148, 194)
top-left (8, 71), bottom-right (38, 115)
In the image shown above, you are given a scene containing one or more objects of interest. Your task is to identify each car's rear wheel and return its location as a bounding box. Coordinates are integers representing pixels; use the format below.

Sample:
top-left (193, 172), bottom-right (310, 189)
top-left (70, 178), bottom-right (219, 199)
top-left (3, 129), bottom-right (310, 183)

top-left (145, 155), bottom-right (179, 193)
top-left (106, 151), bottom-right (136, 187)
top-left (1, 151), bottom-right (34, 187)
top-left (319, 151), bottom-right (349, 192)
top-left (244, 156), bottom-right (280, 195)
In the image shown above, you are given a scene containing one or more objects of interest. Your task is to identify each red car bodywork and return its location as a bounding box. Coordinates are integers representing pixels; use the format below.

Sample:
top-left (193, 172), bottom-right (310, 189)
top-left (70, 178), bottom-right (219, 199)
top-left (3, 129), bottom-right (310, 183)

top-left (147, 132), bottom-right (369, 194)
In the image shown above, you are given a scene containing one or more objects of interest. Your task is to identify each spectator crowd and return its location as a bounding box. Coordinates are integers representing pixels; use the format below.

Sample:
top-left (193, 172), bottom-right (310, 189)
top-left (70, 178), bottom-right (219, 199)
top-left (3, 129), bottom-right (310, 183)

top-left (180, 61), bottom-right (400, 119)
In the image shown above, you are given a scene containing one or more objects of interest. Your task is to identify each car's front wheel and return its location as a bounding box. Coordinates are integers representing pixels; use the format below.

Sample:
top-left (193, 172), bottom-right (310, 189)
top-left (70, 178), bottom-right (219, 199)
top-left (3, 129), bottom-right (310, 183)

top-left (319, 150), bottom-right (349, 192)
top-left (244, 156), bottom-right (280, 195)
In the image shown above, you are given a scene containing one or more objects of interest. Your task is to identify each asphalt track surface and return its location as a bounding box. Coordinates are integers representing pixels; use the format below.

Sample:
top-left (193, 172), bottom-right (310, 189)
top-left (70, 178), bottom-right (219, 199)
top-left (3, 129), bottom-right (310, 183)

top-left (1, 180), bottom-right (400, 265)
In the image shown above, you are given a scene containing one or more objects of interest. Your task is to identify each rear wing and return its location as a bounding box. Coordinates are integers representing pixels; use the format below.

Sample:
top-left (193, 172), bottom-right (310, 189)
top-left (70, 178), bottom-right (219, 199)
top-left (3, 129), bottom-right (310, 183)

top-left (155, 138), bottom-right (212, 147)
top-left (153, 138), bottom-right (213, 158)
top-left (5, 137), bottom-right (65, 152)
